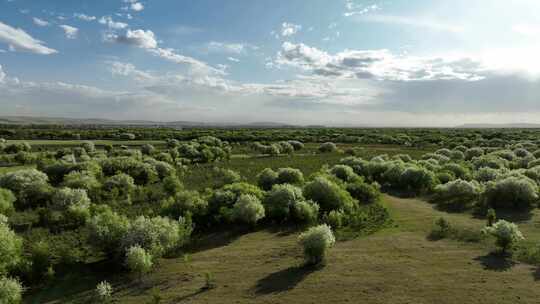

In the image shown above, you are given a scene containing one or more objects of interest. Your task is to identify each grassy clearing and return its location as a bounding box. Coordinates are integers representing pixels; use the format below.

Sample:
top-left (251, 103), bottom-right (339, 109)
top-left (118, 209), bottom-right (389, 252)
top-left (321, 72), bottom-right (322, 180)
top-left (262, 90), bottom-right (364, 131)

top-left (25, 195), bottom-right (540, 304)
top-left (183, 145), bottom-right (433, 190)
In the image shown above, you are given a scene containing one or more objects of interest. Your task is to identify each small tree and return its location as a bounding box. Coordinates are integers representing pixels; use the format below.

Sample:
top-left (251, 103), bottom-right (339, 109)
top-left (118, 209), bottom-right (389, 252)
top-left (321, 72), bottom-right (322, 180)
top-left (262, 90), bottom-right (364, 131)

top-left (257, 168), bottom-right (278, 191)
top-left (126, 245), bottom-right (153, 281)
top-left (95, 280), bottom-right (113, 302)
top-left (298, 224), bottom-right (336, 265)
top-left (0, 276), bottom-right (23, 304)
top-left (486, 208), bottom-right (497, 226)
top-left (482, 220), bottom-right (524, 254)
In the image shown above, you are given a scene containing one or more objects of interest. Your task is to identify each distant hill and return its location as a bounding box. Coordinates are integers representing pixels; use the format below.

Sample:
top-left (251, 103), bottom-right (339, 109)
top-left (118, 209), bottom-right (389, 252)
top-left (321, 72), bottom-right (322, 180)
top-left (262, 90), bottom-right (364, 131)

top-left (457, 123), bottom-right (540, 129)
top-left (0, 116), bottom-right (296, 128)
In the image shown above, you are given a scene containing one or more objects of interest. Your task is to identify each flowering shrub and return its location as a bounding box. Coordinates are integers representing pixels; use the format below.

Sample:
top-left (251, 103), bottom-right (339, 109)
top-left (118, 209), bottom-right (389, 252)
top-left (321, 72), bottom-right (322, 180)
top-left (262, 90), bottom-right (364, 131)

top-left (0, 276), bottom-right (23, 304)
top-left (121, 215), bottom-right (192, 257)
top-left (482, 220), bottom-right (524, 253)
top-left (125, 245), bottom-right (153, 279)
top-left (298, 224), bottom-right (336, 265)
top-left (95, 280), bottom-right (113, 302)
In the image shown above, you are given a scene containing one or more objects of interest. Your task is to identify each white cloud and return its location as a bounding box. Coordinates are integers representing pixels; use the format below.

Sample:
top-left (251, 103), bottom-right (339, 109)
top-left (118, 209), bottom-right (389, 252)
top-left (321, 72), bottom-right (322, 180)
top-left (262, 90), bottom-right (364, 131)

top-left (109, 61), bottom-right (155, 82)
top-left (0, 21), bottom-right (57, 54)
top-left (106, 29), bottom-right (157, 49)
top-left (275, 42), bottom-right (485, 81)
top-left (206, 41), bottom-right (258, 54)
top-left (513, 24), bottom-right (540, 36)
top-left (131, 2), bottom-right (144, 11)
top-left (98, 16), bottom-right (128, 30)
top-left (0, 65), bottom-right (5, 83)
top-left (32, 17), bottom-right (50, 27)
top-left (74, 13), bottom-right (96, 21)
top-left (105, 29), bottom-right (223, 76)
top-left (356, 14), bottom-right (464, 33)
top-left (227, 57), bottom-right (240, 62)
top-left (281, 22), bottom-right (301, 37)
top-left (344, 2), bottom-right (380, 17)
top-left (59, 25), bottom-right (79, 39)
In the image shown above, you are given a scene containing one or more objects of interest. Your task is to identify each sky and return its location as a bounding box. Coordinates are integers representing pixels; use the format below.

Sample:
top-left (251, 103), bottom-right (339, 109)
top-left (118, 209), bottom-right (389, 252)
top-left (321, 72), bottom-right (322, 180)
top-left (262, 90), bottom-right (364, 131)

top-left (1, 0), bottom-right (540, 126)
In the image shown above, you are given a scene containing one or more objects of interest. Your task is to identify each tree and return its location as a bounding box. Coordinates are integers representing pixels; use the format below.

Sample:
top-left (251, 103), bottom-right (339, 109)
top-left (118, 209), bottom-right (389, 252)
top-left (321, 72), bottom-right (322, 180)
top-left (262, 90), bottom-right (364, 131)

top-left (232, 194), bottom-right (265, 225)
top-left (125, 245), bottom-right (153, 280)
top-left (482, 220), bottom-right (524, 254)
top-left (298, 224), bottom-right (336, 265)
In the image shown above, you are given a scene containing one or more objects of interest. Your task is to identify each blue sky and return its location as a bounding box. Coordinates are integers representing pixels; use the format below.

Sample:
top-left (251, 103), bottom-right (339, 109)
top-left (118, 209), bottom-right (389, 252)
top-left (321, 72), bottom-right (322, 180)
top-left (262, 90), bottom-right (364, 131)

top-left (1, 0), bottom-right (540, 126)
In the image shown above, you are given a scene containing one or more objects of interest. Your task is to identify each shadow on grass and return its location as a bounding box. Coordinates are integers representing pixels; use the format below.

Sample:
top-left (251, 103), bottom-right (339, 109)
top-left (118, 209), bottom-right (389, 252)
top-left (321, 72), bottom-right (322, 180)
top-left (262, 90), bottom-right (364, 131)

top-left (185, 227), bottom-right (246, 254)
top-left (474, 252), bottom-right (516, 271)
top-left (472, 209), bottom-right (533, 223)
top-left (171, 288), bottom-right (209, 303)
top-left (253, 264), bottom-right (321, 295)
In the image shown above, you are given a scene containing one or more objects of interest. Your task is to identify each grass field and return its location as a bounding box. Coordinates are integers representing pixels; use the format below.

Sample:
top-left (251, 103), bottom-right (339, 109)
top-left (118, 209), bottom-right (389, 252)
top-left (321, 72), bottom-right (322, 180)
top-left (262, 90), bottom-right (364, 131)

top-left (25, 195), bottom-right (540, 303)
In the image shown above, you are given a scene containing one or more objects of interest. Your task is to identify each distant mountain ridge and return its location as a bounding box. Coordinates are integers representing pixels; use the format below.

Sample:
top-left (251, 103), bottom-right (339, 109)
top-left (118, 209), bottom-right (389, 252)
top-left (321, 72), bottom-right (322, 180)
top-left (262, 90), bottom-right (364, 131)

top-left (0, 116), bottom-right (296, 128)
top-left (457, 123), bottom-right (540, 129)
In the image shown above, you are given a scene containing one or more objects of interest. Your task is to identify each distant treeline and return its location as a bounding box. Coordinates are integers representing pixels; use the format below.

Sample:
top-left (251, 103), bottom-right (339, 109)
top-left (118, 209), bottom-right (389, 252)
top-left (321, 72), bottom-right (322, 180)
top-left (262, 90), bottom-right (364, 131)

top-left (1, 125), bottom-right (540, 147)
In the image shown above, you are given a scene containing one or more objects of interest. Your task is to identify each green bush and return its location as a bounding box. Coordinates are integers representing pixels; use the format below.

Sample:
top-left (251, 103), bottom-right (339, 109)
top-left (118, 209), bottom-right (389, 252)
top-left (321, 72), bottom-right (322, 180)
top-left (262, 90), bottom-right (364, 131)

top-left (346, 181), bottom-right (380, 204)
top-left (0, 169), bottom-right (51, 209)
top-left (304, 177), bottom-right (355, 213)
top-left (292, 200), bottom-right (320, 224)
top-left (0, 188), bottom-right (16, 215)
top-left (232, 194), bottom-right (265, 225)
top-left (264, 184), bottom-right (304, 220)
top-left (257, 168), bottom-right (278, 191)
top-left (484, 176), bottom-right (539, 210)
top-left (319, 142), bottom-right (337, 153)
top-left (432, 179), bottom-right (481, 211)
top-left (87, 209), bottom-right (130, 257)
top-left (121, 215), bottom-right (192, 257)
top-left (330, 165), bottom-right (356, 182)
top-left (298, 224), bottom-right (335, 265)
top-left (276, 168), bottom-right (304, 185)
top-left (162, 190), bottom-right (208, 218)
